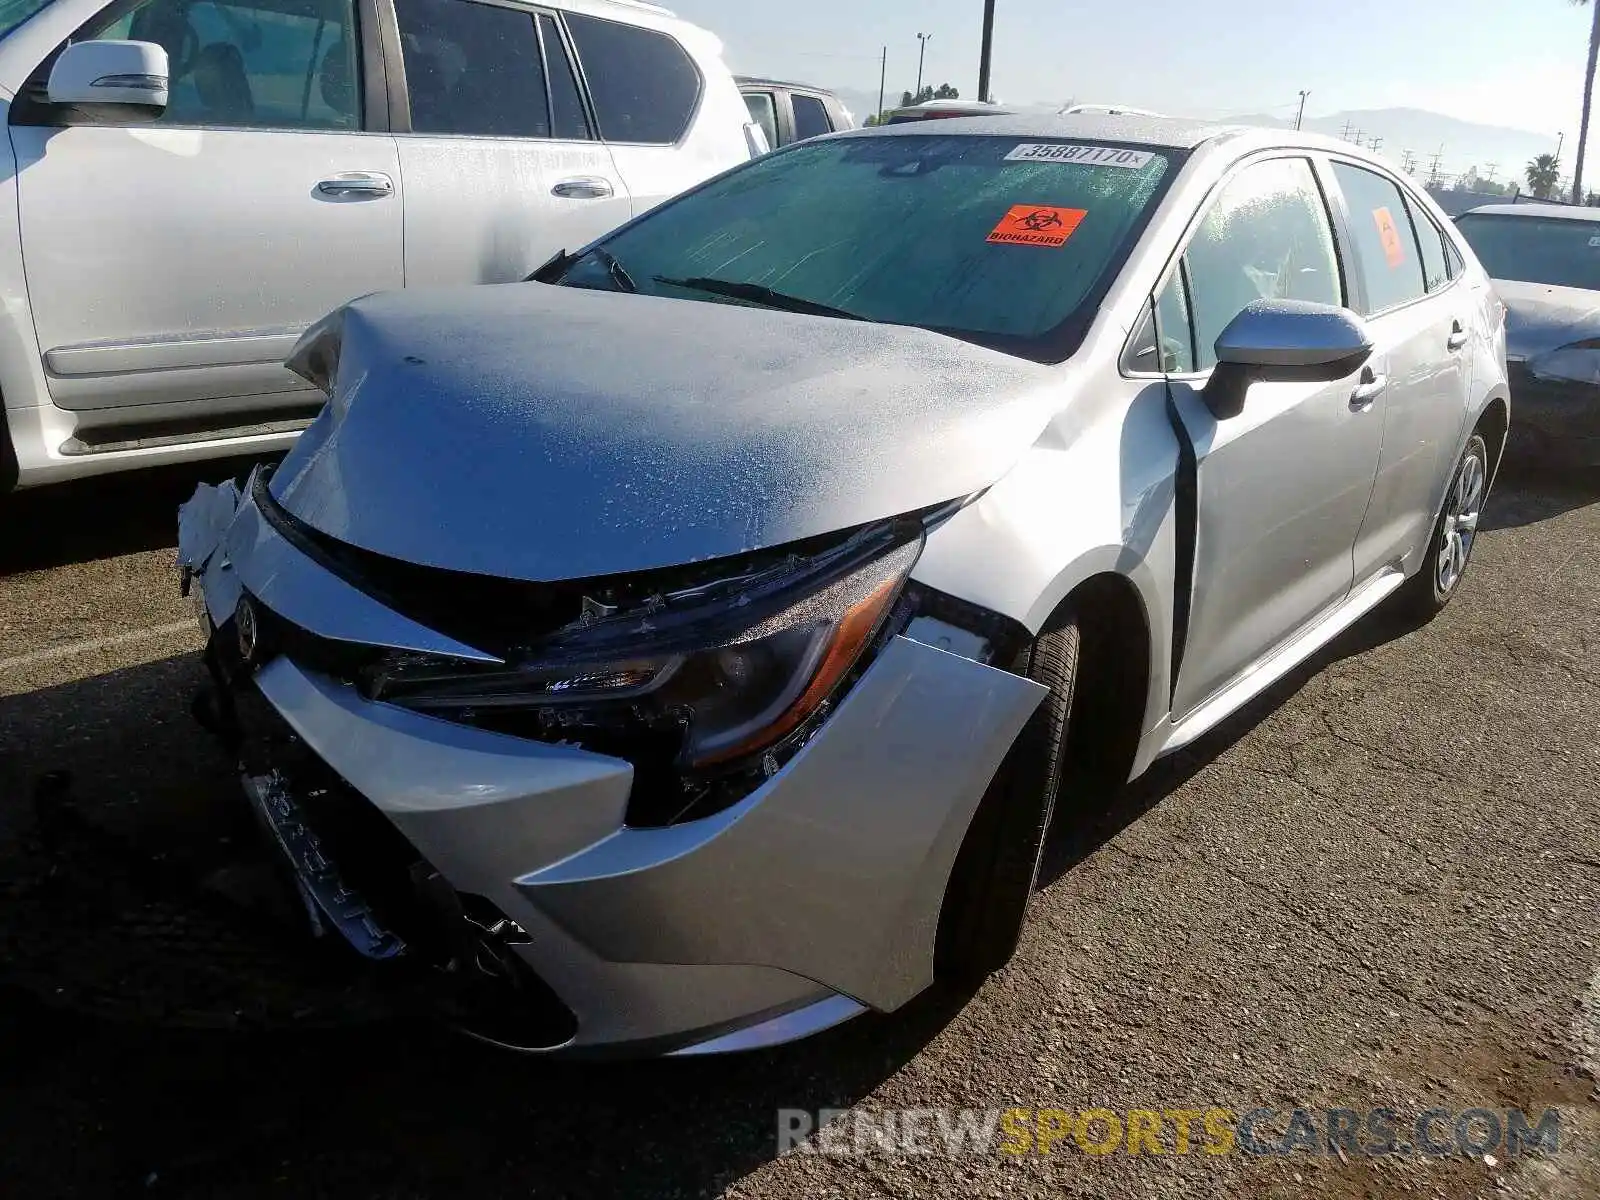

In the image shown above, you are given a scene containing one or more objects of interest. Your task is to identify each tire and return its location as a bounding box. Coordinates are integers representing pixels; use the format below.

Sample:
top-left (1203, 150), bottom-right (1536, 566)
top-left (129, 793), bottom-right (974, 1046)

top-left (935, 617), bottom-right (1081, 983)
top-left (1395, 431), bottom-right (1490, 622)
top-left (0, 414), bottom-right (16, 496)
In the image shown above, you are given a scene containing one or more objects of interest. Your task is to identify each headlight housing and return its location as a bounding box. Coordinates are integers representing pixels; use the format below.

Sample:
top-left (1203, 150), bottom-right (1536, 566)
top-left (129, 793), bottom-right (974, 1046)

top-left (363, 533), bottom-right (922, 770)
top-left (1528, 337), bottom-right (1600, 386)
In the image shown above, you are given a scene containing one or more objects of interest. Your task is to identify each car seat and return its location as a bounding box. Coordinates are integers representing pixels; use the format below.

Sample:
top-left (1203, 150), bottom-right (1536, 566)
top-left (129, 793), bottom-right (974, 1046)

top-left (193, 42), bottom-right (254, 123)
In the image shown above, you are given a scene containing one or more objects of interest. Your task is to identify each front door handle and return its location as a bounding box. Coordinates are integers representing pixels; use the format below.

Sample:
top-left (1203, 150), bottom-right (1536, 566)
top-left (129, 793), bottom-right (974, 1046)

top-left (1350, 368), bottom-right (1387, 411)
top-left (552, 176), bottom-right (614, 200)
top-left (316, 172), bottom-right (394, 198)
top-left (1447, 320), bottom-right (1469, 351)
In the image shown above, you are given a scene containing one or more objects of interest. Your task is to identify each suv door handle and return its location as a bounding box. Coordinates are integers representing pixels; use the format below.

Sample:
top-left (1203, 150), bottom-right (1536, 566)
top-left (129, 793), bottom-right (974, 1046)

top-left (1447, 321), bottom-right (1469, 351)
top-left (1350, 368), bottom-right (1387, 411)
top-left (552, 176), bottom-right (614, 200)
top-left (316, 172), bottom-right (394, 198)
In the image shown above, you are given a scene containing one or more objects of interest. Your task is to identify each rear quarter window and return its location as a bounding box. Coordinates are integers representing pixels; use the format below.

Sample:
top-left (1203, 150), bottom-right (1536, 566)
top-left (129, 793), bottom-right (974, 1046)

top-left (564, 13), bottom-right (701, 145)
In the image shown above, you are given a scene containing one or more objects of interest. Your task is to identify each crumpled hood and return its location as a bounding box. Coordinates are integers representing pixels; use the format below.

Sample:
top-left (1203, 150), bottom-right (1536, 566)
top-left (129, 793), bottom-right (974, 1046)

top-left (272, 284), bottom-right (1058, 582)
top-left (1495, 278), bottom-right (1600, 360)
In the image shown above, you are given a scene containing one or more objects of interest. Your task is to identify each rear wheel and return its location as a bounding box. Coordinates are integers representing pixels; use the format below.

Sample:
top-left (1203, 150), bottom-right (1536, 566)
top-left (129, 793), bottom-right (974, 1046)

top-left (1395, 432), bottom-right (1489, 621)
top-left (935, 617), bottom-right (1081, 982)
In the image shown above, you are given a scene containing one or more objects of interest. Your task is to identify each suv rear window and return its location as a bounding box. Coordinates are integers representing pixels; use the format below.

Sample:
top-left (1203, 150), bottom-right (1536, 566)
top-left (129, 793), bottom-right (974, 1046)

top-left (564, 13), bottom-right (700, 144)
top-left (558, 135), bottom-right (1175, 362)
top-left (1456, 213), bottom-right (1600, 290)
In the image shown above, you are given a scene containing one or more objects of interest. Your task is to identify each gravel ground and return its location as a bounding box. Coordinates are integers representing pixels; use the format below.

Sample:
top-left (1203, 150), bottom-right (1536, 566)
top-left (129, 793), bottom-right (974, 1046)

top-left (1, 457), bottom-right (1597, 1200)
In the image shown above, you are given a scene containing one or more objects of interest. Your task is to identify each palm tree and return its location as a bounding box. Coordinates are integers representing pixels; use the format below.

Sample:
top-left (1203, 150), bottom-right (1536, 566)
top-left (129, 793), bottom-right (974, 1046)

top-left (1527, 152), bottom-right (1562, 197)
top-left (1576, 0), bottom-right (1600, 203)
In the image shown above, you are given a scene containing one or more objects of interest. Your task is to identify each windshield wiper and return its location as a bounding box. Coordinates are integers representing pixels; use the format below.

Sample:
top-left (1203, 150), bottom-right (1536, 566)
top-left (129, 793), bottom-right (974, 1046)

top-left (652, 276), bottom-right (862, 321)
top-left (589, 247), bottom-right (637, 294)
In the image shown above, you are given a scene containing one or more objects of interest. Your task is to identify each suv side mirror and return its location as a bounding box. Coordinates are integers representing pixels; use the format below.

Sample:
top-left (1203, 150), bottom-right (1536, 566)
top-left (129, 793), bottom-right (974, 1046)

top-left (1203, 299), bottom-right (1373, 419)
top-left (47, 40), bottom-right (169, 119)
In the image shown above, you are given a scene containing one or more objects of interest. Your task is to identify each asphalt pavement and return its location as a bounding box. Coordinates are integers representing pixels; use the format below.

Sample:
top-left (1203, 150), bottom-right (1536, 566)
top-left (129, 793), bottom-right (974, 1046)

top-left (1, 456), bottom-right (1598, 1200)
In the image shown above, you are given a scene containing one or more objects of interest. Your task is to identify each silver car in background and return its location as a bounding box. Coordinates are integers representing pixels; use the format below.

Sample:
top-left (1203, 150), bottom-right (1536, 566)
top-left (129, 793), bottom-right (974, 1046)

top-left (1456, 202), bottom-right (1600, 466)
top-left (179, 114), bottom-right (1509, 1056)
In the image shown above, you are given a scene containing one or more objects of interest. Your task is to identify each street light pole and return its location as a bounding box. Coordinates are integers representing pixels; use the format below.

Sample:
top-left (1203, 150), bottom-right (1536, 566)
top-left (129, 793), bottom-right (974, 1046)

top-left (1294, 89), bottom-right (1309, 131)
top-left (877, 45), bottom-right (886, 123)
top-left (1557, 131), bottom-right (1566, 163)
top-left (916, 32), bottom-right (931, 99)
top-left (978, 0), bottom-right (996, 103)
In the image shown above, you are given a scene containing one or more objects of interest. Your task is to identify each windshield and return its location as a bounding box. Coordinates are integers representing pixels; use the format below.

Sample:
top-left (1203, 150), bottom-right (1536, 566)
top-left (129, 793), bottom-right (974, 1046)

top-left (557, 135), bottom-right (1174, 361)
top-left (1456, 213), bottom-right (1600, 291)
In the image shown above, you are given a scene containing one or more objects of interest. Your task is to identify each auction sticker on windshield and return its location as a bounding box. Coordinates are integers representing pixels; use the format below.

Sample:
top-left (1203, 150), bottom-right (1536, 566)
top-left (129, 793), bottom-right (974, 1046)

top-left (988, 205), bottom-right (1088, 247)
top-left (1005, 144), bottom-right (1154, 168)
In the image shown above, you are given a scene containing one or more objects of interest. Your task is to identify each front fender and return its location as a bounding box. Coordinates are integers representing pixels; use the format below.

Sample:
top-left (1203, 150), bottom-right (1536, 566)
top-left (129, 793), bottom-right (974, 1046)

top-left (911, 379), bottom-right (1180, 744)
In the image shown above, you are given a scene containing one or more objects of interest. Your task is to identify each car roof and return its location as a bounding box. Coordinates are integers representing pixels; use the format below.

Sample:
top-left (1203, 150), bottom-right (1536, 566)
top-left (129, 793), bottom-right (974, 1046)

top-left (1461, 201), bottom-right (1600, 220)
top-left (736, 75), bottom-right (834, 94)
top-left (856, 110), bottom-right (1246, 151)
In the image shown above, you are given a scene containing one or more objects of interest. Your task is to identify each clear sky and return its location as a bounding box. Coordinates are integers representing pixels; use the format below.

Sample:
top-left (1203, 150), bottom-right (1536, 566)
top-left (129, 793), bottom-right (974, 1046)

top-left (671, 0), bottom-right (1595, 173)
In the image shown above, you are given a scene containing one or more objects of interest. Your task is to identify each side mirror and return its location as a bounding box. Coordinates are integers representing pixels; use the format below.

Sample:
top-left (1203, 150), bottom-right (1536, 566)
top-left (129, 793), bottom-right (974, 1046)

top-left (47, 40), bottom-right (169, 119)
top-left (1202, 299), bottom-right (1373, 420)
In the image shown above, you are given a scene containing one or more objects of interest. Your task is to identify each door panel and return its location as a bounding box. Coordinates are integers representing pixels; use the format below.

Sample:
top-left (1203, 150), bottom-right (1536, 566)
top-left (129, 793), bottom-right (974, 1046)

top-left (1166, 156), bottom-right (1384, 720)
top-left (15, 125), bottom-right (403, 411)
top-left (391, 0), bottom-right (631, 285)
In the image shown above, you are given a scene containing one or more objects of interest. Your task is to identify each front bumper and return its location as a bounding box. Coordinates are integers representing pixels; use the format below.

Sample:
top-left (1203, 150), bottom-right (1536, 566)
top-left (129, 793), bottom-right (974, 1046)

top-left (179, 473), bottom-right (1046, 1055)
top-left (1508, 361), bottom-right (1600, 467)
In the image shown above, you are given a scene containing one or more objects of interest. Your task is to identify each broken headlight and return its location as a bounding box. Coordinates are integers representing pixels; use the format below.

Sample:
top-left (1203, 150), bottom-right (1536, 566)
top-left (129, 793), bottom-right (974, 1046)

top-left (364, 535), bottom-right (922, 769)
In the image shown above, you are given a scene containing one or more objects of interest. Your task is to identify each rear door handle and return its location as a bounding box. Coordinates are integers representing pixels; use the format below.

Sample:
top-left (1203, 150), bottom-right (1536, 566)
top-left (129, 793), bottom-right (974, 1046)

top-left (1447, 321), bottom-right (1469, 351)
top-left (552, 176), bottom-right (614, 200)
top-left (316, 172), bottom-right (394, 198)
top-left (1350, 370), bottom-right (1387, 410)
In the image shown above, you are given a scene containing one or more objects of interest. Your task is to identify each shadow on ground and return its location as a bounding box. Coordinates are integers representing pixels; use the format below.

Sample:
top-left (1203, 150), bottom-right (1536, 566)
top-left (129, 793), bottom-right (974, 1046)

top-left (0, 455), bottom-right (277, 576)
top-left (0, 589), bottom-right (1437, 1199)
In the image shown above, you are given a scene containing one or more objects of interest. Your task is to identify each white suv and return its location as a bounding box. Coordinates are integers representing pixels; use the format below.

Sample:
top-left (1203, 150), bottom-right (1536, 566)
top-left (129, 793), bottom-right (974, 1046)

top-left (0, 0), bottom-right (760, 491)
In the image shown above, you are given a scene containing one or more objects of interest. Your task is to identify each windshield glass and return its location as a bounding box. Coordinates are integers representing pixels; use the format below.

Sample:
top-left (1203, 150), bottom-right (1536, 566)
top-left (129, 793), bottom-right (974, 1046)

top-left (1456, 213), bottom-right (1600, 291)
top-left (0, 0), bottom-right (52, 40)
top-left (558, 135), bottom-right (1174, 361)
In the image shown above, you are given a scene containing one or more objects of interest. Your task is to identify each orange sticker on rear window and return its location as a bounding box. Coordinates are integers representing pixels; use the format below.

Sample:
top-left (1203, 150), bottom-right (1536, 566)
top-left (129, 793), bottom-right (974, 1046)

top-left (1372, 205), bottom-right (1407, 268)
top-left (988, 205), bottom-right (1088, 248)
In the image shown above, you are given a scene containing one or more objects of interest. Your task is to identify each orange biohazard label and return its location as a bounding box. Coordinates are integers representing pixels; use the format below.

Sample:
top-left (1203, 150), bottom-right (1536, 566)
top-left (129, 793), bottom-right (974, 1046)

top-left (1372, 206), bottom-right (1407, 268)
top-left (987, 205), bottom-right (1088, 247)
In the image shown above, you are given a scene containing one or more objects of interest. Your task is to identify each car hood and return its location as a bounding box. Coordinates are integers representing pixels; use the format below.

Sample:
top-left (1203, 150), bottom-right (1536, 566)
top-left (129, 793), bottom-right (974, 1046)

top-left (271, 284), bottom-right (1058, 583)
top-left (1494, 278), bottom-right (1600, 360)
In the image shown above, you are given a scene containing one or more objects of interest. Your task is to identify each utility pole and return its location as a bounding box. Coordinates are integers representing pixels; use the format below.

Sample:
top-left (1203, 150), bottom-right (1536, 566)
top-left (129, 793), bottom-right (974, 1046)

top-left (1350, 127), bottom-right (1364, 146)
top-left (915, 32), bottom-right (931, 99)
top-left (1294, 89), bottom-right (1309, 131)
top-left (877, 45), bottom-right (886, 122)
top-left (978, 0), bottom-right (997, 103)
top-left (1484, 162), bottom-right (1498, 184)
top-left (1400, 150), bottom-right (1416, 173)
top-left (1340, 120), bottom-right (1353, 139)
top-left (1427, 151), bottom-right (1443, 186)
top-left (1367, 136), bottom-right (1383, 152)
top-left (1556, 131), bottom-right (1565, 164)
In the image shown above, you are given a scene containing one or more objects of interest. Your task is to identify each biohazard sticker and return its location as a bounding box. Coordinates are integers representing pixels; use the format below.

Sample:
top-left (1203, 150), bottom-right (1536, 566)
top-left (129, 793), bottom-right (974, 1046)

top-left (1004, 143), bottom-right (1154, 169)
top-left (988, 205), bottom-right (1088, 247)
top-left (1372, 206), bottom-right (1408, 268)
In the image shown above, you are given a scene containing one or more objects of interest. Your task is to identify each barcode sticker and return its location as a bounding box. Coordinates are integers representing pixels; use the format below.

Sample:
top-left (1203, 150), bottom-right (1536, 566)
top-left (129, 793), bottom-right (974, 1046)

top-left (1004, 143), bottom-right (1154, 169)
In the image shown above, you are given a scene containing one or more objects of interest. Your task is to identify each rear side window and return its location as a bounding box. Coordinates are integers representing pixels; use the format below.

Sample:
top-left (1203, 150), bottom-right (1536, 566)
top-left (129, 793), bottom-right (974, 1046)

top-left (565, 13), bottom-right (701, 144)
top-left (791, 93), bottom-right (832, 141)
top-left (539, 14), bottom-right (591, 140)
top-left (1402, 192), bottom-right (1451, 292)
top-left (396, 0), bottom-right (549, 137)
top-left (1331, 162), bottom-right (1428, 313)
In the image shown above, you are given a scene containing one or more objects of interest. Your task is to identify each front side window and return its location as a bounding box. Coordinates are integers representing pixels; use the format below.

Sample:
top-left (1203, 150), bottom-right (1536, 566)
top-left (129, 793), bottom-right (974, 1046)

top-left (565, 13), bottom-right (700, 144)
top-left (790, 93), bottom-right (832, 141)
top-left (1331, 161), bottom-right (1428, 313)
top-left (396, 0), bottom-right (550, 137)
top-left (89, 0), bottom-right (359, 129)
top-left (1455, 212), bottom-right (1600, 290)
top-left (556, 135), bottom-right (1174, 362)
top-left (743, 90), bottom-right (778, 149)
top-left (1183, 157), bottom-right (1342, 369)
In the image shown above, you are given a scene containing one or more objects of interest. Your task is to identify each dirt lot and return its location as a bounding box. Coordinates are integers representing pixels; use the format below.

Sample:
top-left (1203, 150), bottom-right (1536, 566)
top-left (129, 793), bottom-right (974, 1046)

top-left (1, 458), bottom-right (1598, 1199)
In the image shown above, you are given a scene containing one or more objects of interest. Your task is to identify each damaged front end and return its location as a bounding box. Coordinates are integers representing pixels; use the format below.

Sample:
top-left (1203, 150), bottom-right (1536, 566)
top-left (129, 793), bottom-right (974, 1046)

top-left (177, 465), bottom-right (1045, 1054)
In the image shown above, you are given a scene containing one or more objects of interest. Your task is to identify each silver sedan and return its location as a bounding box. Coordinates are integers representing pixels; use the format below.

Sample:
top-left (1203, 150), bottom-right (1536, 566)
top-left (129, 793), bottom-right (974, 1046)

top-left (178, 113), bottom-right (1509, 1056)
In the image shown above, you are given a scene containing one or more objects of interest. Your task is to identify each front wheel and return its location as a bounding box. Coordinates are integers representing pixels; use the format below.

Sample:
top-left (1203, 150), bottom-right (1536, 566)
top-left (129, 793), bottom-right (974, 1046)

top-left (935, 618), bottom-right (1081, 983)
top-left (1396, 431), bottom-right (1490, 621)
